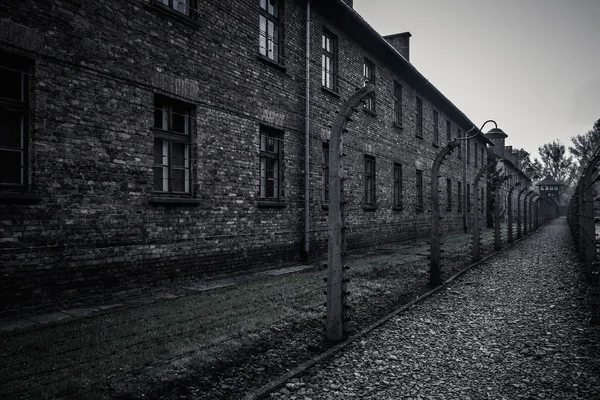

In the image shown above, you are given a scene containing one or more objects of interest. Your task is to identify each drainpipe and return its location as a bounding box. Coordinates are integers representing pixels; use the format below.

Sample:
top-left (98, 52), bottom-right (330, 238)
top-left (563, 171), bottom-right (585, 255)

top-left (304, 0), bottom-right (312, 258)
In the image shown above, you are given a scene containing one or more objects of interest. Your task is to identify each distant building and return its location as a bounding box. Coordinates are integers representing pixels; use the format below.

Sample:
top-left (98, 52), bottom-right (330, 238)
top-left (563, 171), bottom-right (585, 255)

top-left (1, 0), bottom-right (501, 314)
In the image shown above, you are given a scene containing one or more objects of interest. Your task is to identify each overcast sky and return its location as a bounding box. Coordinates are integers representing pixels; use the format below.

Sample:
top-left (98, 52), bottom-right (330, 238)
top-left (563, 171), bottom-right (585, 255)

top-left (354, 0), bottom-right (600, 160)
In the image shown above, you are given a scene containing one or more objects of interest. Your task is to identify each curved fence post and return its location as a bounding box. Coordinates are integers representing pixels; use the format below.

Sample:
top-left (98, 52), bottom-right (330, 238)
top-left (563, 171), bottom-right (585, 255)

top-left (472, 162), bottom-right (495, 262)
top-left (326, 83), bottom-right (374, 342)
top-left (430, 139), bottom-right (461, 286)
top-left (517, 187), bottom-right (528, 238)
top-left (507, 181), bottom-right (521, 243)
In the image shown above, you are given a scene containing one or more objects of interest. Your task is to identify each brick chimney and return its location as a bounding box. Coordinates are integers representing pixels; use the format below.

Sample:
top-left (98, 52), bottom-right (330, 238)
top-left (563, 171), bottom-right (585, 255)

top-left (383, 32), bottom-right (411, 62)
top-left (342, 0), bottom-right (353, 8)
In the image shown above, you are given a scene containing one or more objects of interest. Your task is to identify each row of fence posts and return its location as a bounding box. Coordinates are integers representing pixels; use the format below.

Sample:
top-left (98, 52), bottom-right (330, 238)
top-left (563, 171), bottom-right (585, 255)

top-left (324, 88), bottom-right (556, 341)
top-left (567, 146), bottom-right (600, 321)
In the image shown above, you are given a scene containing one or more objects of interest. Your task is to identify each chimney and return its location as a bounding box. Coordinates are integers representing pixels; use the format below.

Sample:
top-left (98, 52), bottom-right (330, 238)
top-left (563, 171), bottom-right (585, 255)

top-left (341, 0), bottom-right (353, 8)
top-left (383, 32), bottom-right (411, 62)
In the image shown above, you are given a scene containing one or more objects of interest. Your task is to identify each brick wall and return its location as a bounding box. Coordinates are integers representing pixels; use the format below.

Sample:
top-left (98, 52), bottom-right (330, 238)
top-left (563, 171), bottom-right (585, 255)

top-left (0, 0), bottom-right (489, 315)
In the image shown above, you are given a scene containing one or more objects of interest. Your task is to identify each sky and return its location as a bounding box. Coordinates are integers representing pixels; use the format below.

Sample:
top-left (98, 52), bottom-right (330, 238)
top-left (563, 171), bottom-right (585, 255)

top-left (353, 0), bottom-right (600, 161)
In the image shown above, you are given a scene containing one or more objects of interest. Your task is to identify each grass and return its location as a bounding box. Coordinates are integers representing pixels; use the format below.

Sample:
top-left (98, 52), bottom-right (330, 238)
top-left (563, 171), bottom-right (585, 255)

top-left (0, 223), bottom-right (520, 399)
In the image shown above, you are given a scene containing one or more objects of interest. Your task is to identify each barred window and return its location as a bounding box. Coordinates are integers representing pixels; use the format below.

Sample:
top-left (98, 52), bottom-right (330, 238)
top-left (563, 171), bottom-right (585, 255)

top-left (457, 128), bottom-right (462, 158)
top-left (259, 125), bottom-right (283, 199)
top-left (416, 169), bottom-right (423, 210)
top-left (363, 58), bottom-right (376, 112)
top-left (322, 30), bottom-right (337, 91)
top-left (467, 138), bottom-right (471, 164)
top-left (416, 97), bottom-right (423, 138)
top-left (0, 52), bottom-right (29, 188)
top-left (474, 142), bottom-right (478, 167)
top-left (259, 0), bottom-right (282, 63)
top-left (322, 142), bottom-right (329, 201)
top-left (393, 81), bottom-right (402, 127)
top-left (393, 163), bottom-right (402, 208)
top-left (153, 95), bottom-right (193, 194)
top-left (467, 183), bottom-right (472, 212)
top-left (446, 120), bottom-right (452, 143)
top-left (364, 156), bottom-right (376, 205)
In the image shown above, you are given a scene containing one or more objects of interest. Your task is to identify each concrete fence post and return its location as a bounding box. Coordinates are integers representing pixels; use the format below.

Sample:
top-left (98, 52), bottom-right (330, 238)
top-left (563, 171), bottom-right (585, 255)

top-left (326, 84), bottom-right (374, 342)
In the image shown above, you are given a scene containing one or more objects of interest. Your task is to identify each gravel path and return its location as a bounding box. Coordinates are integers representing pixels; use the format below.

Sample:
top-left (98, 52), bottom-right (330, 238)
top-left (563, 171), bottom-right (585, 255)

top-left (270, 218), bottom-right (600, 400)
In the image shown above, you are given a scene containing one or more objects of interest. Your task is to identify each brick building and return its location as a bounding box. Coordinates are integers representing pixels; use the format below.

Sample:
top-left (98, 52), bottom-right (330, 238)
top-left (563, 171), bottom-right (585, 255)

top-left (1, 0), bottom-right (498, 313)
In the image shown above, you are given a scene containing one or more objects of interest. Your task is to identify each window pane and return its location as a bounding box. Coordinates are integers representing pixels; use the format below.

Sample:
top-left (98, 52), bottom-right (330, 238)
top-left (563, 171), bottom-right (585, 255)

top-left (172, 169), bottom-right (185, 192)
top-left (268, 0), bottom-right (278, 17)
top-left (0, 109), bottom-right (23, 148)
top-left (174, 0), bottom-right (188, 14)
top-left (171, 105), bottom-right (190, 134)
top-left (172, 142), bottom-right (187, 167)
top-left (153, 138), bottom-right (169, 192)
top-left (154, 103), bottom-right (167, 130)
top-left (0, 67), bottom-right (23, 101)
top-left (157, 0), bottom-right (168, 5)
top-left (260, 157), bottom-right (267, 197)
top-left (0, 149), bottom-right (23, 184)
top-left (259, 16), bottom-right (267, 56)
top-left (260, 0), bottom-right (267, 10)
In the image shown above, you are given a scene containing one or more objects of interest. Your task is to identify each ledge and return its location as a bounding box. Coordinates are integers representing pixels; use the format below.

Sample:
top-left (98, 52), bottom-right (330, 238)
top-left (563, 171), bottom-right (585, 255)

top-left (415, 206), bottom-right (424, 213)
top-left (256, 54), bottom-right (287, 72)
top-left (416, 133), bottom-right (424, 140)
top-left (258, 200), bottom-right (286, 208)
top-left (150, 196), bottom-right (201, 205)
top-left (0, 192), bottom-right (42, 204)
top-left (363, 204), bottom-right (377, 211)
top-left (392, 206), bottom-right (403, 211)
top-left (363, 108), bottom-right (377, 117)
top-left (149, 1), bottom-right (200, 28)
top-left (393, 122), bottom-right (404, 131)
top-left (321, 202), bottom-right (329, 210)
top-left (321, 86), bottom-right (340, 98)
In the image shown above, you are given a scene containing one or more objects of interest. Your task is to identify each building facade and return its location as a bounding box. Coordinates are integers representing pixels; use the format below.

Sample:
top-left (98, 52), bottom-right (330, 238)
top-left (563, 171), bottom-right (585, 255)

top-left (1, 0), bottom-right (494, 314)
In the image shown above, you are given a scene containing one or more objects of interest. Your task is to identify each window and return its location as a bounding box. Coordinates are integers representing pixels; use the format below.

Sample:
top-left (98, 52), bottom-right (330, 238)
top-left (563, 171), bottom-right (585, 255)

top-left (481, 146), bottom-right (485, 166)
top-left (416, 97), bottom-right (423, 138)
top-left (259, 125), bottom-right (283, 199)
top-left (416, 169), bottom-right (423, 210)
top-left (156, 0), bottom-right (193, 15)
top-left (322, 30), bottom-right (337, 91)
top-left (393, 81), bottom-right (403, 127)
top-left (474, 142), bottom-right (478, 167)
top-left (458, 181), bottom-right (462, 212)
top-left (446, 120), bottom-right (452, 143)
top-left (364, 156), bottom-right (376, 206)
top-left (363, 58), bottom-right (375, 112)
top-left (259, 0), bottom-right (282, 63)
top-left (433, 109), bottom-right (439, 146)
top-left (480, 188), bottom-right (484, 209)
top-left (393, 163), bottom-right (402, 209)
top-left (0, 52), bottom-right (29, 188)
top-left (322, 142), bottom-right (329, 201)
top-left (153, 95), bottom-right (193, 194)
top-left (457, 128), bottom-right (462, 158)
top-left (446, 178), bottom-right (452, 211)
top-left (467, 183), bottom-right (471, 212)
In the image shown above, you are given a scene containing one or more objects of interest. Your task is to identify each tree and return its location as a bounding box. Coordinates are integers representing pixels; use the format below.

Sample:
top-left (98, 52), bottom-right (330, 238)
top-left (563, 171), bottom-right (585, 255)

top-left (569, 118), bottom-right (600, 171)
top-left (535, 140), bottom-right (576, 205)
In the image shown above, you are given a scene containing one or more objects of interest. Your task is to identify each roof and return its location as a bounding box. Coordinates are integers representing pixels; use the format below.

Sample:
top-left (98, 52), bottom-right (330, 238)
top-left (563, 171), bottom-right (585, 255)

top-left (320, 0), bottom-right (494, 147)
top-left (536, 175), bottom-right (563, 186)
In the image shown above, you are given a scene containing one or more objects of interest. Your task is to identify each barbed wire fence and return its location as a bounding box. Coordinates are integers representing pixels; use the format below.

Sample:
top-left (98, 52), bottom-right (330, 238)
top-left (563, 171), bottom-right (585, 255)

top-left (567, 143), bottom-right (600, 323)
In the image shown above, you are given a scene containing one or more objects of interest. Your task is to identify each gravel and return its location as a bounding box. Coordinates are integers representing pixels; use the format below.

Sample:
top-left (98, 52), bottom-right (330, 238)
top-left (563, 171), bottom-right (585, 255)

top-left (268, 218), bottom-right (600, 399)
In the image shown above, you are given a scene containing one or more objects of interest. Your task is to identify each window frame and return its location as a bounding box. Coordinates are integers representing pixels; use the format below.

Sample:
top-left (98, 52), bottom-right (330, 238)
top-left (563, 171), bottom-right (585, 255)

top-left (258, 0), bottom-right (283, 64)
top-left (363, 58), bottom-right (376, 113)
top-left (416, 169), bottom-right (423, 211)
top-left (416, 97), bottom-right (423, 138)
top-left (393, 81), bottom-right (403, 128)
top-left (258, 124), bottom-right (284, 203)
top-left (364, 155), bottom-right (376, 208)
top-left (466, 183), bottom-right (472, 212)
top-left (474, 142), bottom-right (478, 167)
top-left (0, 52), bottom-right (30, 190)
top-left (152, 95), bottom-right (194, 196)
top-left (446, 119), bottom-right (452, 143)
top-left (393, 163), bottom-right (402, 210)
top-left (321, 29), bottom-right (338, 92)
